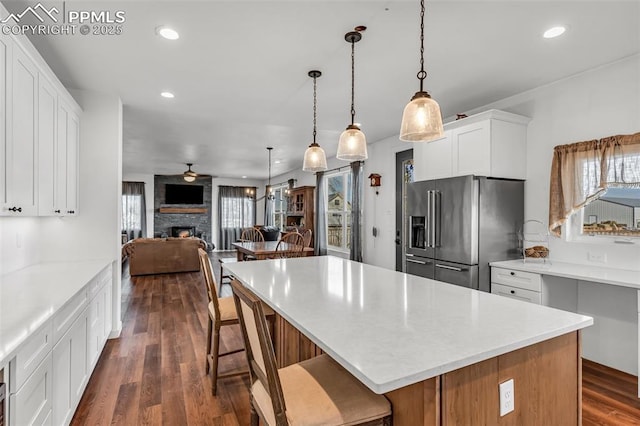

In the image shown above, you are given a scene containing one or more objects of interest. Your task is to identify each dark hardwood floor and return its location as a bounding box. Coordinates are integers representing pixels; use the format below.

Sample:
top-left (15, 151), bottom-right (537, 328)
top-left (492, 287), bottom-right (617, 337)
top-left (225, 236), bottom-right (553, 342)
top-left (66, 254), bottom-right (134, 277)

top-left (73, 252), bottom-right (640, 425)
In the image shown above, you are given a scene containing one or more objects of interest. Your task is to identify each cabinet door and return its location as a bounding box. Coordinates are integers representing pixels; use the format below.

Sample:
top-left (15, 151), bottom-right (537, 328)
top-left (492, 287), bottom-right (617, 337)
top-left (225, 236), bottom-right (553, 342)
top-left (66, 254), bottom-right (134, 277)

top-left (413, 131), bottom-right (452, 181)
top-left (38, 74), bottom-right (59, 216)
top-left (58, 100), bottom-right (78, 216)
top-left (65, 110), bottom-right (79, 215)
top-left (2, 46), bottom-right (38, 216)
top-left (0, 34), bottom-right (9, 211)
top-left (452, 121), bottom-right (490, 177)
top-left (52, 309), bottom-right (88, 426)
top-left (10, 354), bottom-right (53, 426)
top-left (87, 288), bottom-right (105, 368)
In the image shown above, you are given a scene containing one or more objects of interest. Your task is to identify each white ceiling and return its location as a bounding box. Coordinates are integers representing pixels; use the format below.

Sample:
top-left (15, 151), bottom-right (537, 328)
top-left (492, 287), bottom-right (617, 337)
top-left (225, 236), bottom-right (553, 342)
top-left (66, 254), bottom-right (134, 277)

top-left (10, 0), bottom-right (640, 179)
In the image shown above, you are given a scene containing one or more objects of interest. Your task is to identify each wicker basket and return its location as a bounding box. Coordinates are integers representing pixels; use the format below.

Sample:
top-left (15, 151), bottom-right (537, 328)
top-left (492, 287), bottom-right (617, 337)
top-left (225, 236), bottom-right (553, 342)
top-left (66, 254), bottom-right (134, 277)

top-left (524, 245), bottom-right (549, 258)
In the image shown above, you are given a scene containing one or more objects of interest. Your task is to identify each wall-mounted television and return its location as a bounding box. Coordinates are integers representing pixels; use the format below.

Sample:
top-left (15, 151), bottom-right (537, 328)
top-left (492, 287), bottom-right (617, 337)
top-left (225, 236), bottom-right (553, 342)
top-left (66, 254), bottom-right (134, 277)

top-left (165, 184), bottom-right (204, 204)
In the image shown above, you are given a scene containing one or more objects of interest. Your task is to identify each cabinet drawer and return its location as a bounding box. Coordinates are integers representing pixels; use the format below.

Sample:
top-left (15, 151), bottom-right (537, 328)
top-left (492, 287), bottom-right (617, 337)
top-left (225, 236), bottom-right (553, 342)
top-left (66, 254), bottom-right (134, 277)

top-left (491, 267), bottom-right (541, 292)
top-left (10, 322), bottom-right (52, 393)
top-left (9, 354), bottom-right (52, 426)
top-left (52, 289), bottom-right (88, 343)
top-left (491, 283), bottom-right (541, 305)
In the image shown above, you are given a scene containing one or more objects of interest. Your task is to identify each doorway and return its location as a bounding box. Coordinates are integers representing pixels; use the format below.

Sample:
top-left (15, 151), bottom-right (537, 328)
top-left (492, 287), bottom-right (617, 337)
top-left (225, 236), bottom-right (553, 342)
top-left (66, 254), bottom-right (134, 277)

top-left (395, 149), bottom-right (414, 272)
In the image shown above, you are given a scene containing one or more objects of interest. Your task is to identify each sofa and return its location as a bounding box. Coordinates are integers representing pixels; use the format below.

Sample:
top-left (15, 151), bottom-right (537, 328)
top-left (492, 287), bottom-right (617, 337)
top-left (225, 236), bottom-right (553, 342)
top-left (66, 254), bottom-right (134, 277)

top-left (123, 237), bottom-right (206, 276)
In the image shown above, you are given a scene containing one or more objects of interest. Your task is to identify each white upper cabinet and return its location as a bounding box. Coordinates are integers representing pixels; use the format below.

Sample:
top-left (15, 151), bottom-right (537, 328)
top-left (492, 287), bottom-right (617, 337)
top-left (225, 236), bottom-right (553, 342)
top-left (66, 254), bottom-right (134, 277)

top-left (413, 110), bottom-right (530, 181)
top-left (1, 45), bottom-right (39, 216)
top-left (0, 28), bottom-right (81, 217)
top-left (58, 99), bottom-right (80, 215)
top-left (38, 74), bottom-right (59, 216)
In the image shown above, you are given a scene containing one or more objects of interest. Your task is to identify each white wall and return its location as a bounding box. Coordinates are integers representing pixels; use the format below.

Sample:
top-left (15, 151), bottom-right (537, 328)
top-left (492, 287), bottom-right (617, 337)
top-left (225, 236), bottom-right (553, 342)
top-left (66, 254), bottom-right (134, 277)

top-left (122, 173), bottom-right (154, 238)
top-left (39, 89), bottom-right (123, 336)
top-left (0, 217), bottom-right (41, 275)
top-left (463, 54), bottom-right (640, 271)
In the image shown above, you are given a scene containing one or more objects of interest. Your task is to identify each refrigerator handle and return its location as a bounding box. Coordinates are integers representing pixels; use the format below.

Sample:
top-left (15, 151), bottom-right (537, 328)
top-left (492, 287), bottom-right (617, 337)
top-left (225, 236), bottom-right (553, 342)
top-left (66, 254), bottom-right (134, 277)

top-left (435, 190), bottom-right (441, 248)
top-left (429, 190), bottom-right (437, 248)
top-left (426, 190), bottom-right (432, 248)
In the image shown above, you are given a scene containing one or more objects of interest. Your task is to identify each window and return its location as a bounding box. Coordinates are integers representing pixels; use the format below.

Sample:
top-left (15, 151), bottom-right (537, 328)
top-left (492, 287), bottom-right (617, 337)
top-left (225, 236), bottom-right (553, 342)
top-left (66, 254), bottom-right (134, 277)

top-left (218, 186), bottom-right (256, 249)
top-left (325, 170), bottom-right (352, 251)
top-left (122, 181), bottom-right (146, 240)
top-left (550, 133), bottom-right (640, 238)
top-left (122, 194), bottom-right (143, 238)
top-left (271, 183), bottom-right (288, 230)
top-left (575, 187), bottom-right (640, 238)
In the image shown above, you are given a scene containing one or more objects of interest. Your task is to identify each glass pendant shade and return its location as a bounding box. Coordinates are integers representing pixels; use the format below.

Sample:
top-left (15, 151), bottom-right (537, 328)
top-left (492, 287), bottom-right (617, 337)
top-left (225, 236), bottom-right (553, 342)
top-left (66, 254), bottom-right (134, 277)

top-left (302, 143), bottom-right (327, 172)
top-left (337, 124), bottom-right (368, 161)
top-left (400, 92), bottom-right (444, 142)
top-left (183, 174), bottom-right (196, 182)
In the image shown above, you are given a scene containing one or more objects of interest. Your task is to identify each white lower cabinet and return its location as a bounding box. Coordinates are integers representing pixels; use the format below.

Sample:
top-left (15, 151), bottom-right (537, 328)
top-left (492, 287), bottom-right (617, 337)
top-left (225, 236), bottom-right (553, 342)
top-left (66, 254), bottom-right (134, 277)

top-left (8, 265), bottom-right (111, 426)
top-left (52, 308), bottom-right (88, 426)
top-left (491, 266), bottom-right (543, 304)
top-left (9, 354), bottom-right (52, 426)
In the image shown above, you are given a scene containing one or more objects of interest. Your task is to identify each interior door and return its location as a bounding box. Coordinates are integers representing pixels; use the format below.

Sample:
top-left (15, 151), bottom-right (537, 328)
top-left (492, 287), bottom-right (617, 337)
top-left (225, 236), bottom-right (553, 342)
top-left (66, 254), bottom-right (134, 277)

top-left (434, 175), bottom-right (478, 265)
top-left (395, 149), bottom-right (413, 271)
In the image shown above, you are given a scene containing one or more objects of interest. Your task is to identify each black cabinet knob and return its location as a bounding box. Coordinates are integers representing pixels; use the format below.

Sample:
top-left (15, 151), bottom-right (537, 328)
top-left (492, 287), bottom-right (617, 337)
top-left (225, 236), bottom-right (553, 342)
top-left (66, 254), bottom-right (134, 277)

top-left (510, 272), bottom-right (515, 276)
top-left (510, 290), bottom-right (515, 294)
top-left (67, 210), bottom-right (75, 214)
top-left (8, 206), bottom-right (22, 212)
top-left (54, 209), bottom-right (61, 213)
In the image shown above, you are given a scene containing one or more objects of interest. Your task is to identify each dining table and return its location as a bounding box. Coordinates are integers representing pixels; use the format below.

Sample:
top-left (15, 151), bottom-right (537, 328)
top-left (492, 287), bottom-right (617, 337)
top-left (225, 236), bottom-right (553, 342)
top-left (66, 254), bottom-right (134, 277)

top-left (231, 240), bottom-right (314, 261)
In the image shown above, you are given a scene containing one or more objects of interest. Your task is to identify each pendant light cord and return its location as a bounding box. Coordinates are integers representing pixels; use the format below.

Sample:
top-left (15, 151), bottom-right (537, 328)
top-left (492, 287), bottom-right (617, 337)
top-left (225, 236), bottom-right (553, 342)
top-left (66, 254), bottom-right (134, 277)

top-left (313, 75), bottom-right (317, 143)
top-left (350, 38), bottom-right (356, 125)
top-left (418, 0), bottom-right (427, 92)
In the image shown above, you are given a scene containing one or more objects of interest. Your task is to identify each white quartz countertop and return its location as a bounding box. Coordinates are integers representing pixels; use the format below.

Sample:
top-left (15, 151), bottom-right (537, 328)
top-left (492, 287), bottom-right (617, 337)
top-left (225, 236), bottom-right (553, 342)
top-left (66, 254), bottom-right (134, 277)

top-left (225, 256), bottom-right (592, 394)
top-left (0, 259), bottom-right (112, 366)
top-left (490, 259), bottom-right (640, 289)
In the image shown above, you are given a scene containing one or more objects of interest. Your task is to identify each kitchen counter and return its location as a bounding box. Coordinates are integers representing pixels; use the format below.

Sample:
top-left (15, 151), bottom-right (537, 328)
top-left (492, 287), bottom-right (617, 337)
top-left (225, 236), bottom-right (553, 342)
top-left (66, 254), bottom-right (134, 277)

top-left (490, 259), bottom-right (640, 288)
top-left (225, 255), bottom-right (592, 394)
top-left (0, 259), bottom-right (112, 367)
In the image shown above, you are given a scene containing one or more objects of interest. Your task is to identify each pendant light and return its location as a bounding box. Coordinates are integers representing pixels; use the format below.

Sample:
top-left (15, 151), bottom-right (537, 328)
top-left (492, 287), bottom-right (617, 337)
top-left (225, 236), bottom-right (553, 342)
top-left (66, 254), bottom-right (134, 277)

top-left (399, 0), bottom-right (444, 142)
top-left (302, 70), bottom-right (328, 172)
top-left (337, 31), bottom-right (367, 161)
top-left (265, 147), bottom-right (275, 200)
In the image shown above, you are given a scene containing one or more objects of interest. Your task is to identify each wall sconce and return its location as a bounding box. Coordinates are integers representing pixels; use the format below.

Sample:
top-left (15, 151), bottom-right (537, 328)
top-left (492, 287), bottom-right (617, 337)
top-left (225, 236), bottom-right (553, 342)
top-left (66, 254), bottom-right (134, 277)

top-left (368, 173), bottom-right (381, 195)
top-left (246, 187), bottom-right (255, 198)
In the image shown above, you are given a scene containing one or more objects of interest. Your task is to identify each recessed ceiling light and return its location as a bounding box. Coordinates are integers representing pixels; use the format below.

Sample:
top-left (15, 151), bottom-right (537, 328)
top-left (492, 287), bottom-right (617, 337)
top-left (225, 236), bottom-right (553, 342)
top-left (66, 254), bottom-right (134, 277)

top-left (160, 91), bottom-right (175, 98)
top-left (543, 26), bottom-right (566, 39)
top-left (274, 160), bottom-right (282, 164)
top-left (156, 26), bottom-right (179, 40)
top-left (242, 175), bottom-right (247, 179)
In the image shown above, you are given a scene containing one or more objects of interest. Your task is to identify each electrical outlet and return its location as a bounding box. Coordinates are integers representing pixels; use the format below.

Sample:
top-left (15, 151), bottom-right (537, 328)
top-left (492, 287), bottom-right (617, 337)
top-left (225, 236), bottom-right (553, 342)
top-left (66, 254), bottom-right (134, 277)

top-left (587, 251), bottom-right (607, 264)
top-left (499, 379), bottom-right (515, 416)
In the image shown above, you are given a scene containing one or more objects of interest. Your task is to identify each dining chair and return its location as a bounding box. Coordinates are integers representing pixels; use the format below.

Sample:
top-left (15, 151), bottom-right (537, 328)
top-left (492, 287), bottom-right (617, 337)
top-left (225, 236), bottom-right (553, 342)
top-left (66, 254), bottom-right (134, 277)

top-left (220, 227), bottom-right (266, 284)
top-left (272, 232), bottom-right (305, 258)
top-left (301, 229), bottom-right (312, 248)
top-left (231, 280), bottom-right (393, 426)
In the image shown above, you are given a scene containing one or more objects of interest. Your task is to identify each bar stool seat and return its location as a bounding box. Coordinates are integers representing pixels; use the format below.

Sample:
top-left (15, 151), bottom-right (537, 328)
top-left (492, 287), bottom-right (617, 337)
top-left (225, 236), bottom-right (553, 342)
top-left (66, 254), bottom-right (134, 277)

top-left (252, 354), bottom-right (392, 426)
top-left (209, 297), bottom-right (238, 322)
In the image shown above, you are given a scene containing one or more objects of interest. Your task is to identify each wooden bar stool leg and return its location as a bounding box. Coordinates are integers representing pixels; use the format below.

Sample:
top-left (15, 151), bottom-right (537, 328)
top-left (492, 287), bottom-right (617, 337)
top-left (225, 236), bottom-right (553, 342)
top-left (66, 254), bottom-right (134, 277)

top-left (211, 322), bottom-right (221, 395)
top-left (205, 317), bottom-right (212, 374)
top-left (250, 401), bottom-right (259, 426)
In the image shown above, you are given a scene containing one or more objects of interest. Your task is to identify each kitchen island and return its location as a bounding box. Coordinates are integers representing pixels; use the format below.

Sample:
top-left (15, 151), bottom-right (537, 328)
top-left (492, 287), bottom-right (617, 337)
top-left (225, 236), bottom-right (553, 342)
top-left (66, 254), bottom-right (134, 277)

top-left (225, 255), bottom-right (593, 425)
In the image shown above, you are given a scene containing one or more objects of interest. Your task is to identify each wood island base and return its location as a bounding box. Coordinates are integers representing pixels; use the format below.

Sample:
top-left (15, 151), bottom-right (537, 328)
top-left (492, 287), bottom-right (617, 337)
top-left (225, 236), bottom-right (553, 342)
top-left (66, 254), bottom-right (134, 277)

top-left (274, 315), bottom-right (581, 426)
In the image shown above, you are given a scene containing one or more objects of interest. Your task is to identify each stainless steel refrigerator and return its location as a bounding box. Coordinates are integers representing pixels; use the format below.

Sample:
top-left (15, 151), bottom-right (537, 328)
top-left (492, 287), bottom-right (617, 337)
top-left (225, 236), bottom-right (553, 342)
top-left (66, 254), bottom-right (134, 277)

top-left (405, 175), bottom-right (523, 292)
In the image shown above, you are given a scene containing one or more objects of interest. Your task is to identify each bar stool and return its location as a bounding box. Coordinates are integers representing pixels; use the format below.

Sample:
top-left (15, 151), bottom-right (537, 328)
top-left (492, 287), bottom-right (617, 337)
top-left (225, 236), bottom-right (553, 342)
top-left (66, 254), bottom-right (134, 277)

top-left (198, 249), bottom-right (275, 395)
top-left (231, 280), bottom-right (393, 426)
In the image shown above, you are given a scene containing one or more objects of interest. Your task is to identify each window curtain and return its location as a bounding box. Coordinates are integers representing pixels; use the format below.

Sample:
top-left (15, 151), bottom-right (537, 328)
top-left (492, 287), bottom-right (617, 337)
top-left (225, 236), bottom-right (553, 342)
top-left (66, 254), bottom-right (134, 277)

top-left (264, 185), bottom-right (275, 227)
top-left (549, 132), bottom-right (640, 236)
top-left (349, 161), bottom-right (364, 262)
top-left (218, 186), bottom-right (256, 250)
top-left (314, 171), bottom-right (327, 256)
top-left (122, 181), bottom-right (146, 240)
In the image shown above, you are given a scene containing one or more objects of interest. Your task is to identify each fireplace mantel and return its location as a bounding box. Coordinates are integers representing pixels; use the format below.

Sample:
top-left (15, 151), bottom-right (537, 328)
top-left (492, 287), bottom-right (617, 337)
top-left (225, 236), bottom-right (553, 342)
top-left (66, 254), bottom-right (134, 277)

top-left (159, 207), bottom-right (208, 214)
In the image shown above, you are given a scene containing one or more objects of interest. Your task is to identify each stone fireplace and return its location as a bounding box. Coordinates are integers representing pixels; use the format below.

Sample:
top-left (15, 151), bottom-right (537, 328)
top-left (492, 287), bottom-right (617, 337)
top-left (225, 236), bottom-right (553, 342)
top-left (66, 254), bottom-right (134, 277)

top-left (154, 175), bottom-right (213, 243)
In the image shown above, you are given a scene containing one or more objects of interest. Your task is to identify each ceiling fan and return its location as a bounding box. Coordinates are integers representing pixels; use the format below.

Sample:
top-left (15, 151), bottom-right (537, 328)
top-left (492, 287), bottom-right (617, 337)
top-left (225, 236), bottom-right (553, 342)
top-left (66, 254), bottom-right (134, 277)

top-left (179, 163), bottom-right (215, 182)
